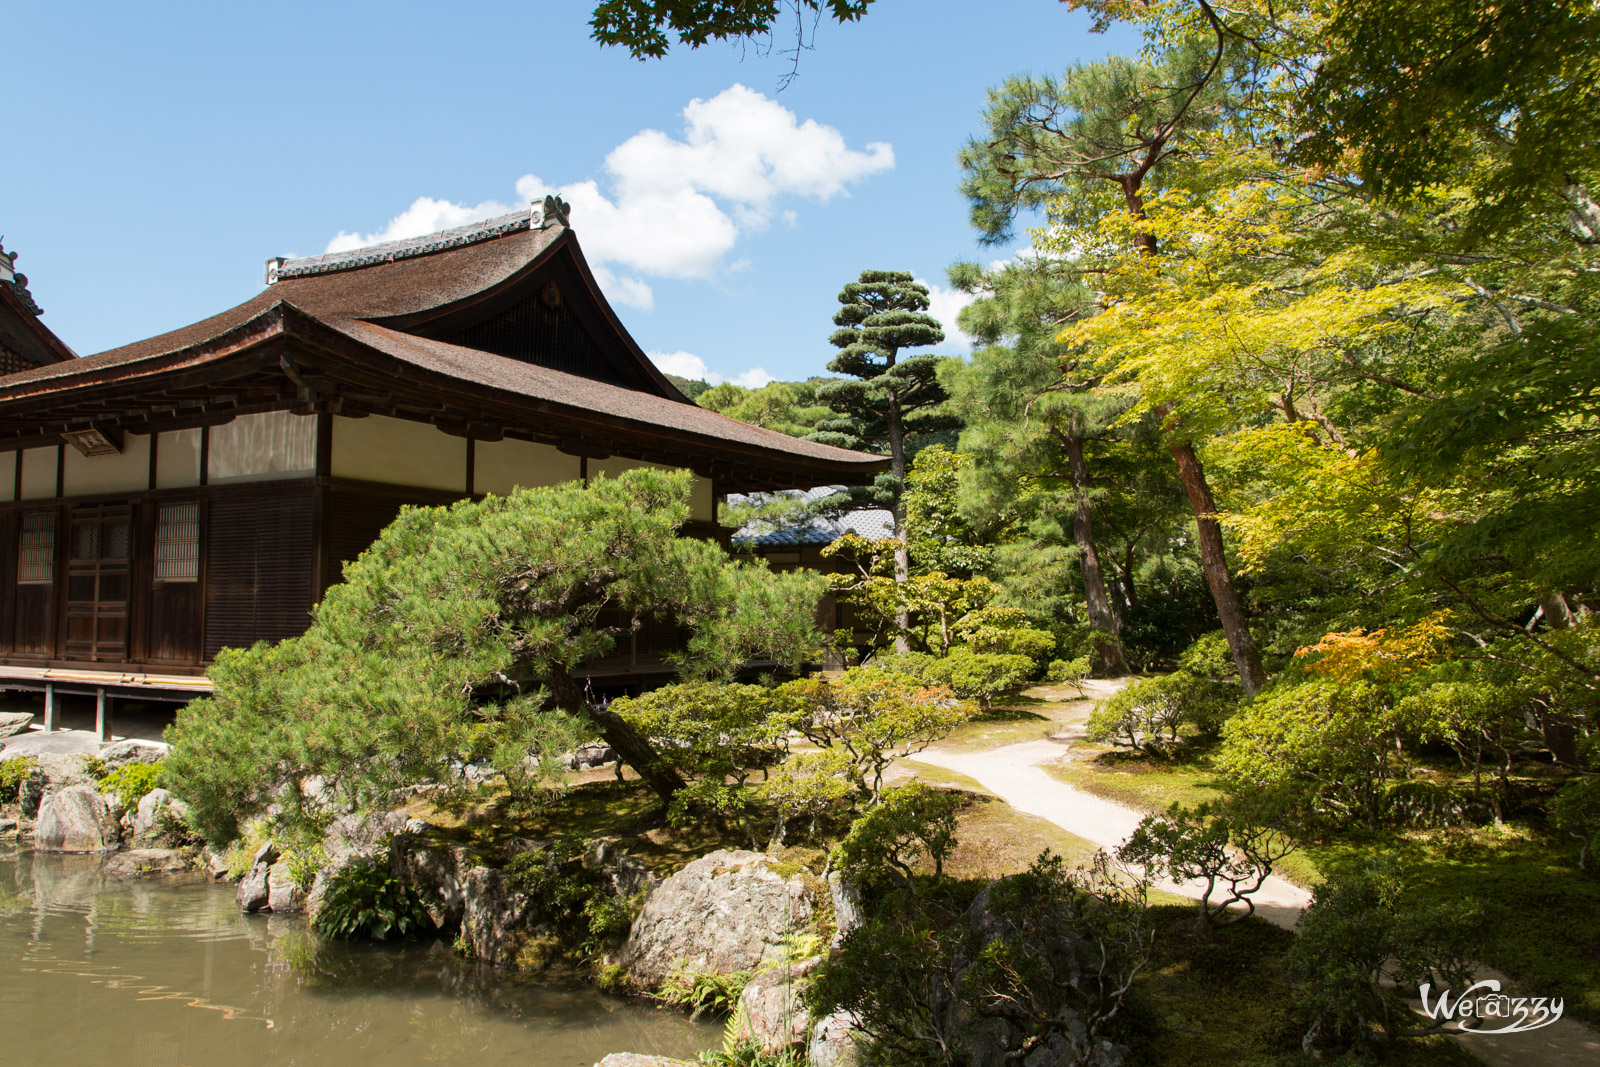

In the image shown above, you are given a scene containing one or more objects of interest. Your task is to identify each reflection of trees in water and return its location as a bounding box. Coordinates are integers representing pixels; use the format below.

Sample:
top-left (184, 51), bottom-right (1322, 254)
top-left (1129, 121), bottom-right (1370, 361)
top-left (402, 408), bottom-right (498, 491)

top-left (1, 848), bottom-right (710, 1061)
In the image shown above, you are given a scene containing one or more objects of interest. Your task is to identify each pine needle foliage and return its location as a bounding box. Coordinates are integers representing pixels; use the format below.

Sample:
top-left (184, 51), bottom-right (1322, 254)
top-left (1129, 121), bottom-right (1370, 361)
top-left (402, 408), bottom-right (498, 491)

top-left (164, 469), bottom-right (825, 843)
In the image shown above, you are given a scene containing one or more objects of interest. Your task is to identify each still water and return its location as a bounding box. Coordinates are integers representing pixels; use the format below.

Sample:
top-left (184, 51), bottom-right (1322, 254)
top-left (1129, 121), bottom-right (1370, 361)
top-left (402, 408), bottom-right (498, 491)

top-left (0, 846), bottom-right (715, 1067)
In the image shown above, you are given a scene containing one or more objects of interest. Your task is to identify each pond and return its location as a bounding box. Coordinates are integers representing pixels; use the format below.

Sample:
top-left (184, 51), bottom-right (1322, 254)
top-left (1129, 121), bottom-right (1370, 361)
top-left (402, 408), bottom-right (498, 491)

top-left (0, 845), bottom-right (716, 1066)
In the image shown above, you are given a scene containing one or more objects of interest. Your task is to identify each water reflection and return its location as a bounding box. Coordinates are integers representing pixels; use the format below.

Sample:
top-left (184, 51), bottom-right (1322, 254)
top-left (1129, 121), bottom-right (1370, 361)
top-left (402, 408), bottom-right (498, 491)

top-left (1, 845), bottom-right (713, 1066)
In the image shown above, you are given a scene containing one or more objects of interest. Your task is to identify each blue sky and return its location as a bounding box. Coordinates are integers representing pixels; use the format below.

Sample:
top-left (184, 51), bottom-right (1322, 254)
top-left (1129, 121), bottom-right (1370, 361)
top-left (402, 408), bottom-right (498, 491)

top-left (7, 1), bottom-right (1141, 386)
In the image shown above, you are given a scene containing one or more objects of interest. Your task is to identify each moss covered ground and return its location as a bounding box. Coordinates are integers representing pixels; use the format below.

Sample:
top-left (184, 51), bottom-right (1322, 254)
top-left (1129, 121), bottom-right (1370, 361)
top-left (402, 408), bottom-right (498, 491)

top-left (1118, 907), bottom-right (1481, 1067)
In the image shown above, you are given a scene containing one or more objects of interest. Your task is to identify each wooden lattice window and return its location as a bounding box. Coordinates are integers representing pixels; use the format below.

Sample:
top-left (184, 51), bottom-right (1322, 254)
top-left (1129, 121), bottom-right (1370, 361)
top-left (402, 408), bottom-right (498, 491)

top-left (154, 502), bottom-right (200, 582)
top-left (17, 511), bottom-right (55, 584)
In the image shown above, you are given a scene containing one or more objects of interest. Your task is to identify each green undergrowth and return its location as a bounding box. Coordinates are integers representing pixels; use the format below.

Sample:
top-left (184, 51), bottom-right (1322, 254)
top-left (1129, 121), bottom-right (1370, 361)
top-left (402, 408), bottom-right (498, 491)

top-left (1309, 824), bottom-right (1600, 1026)
top-left (1056, 749), bottom-right (1600, 1025)
top-left (414, 777), bottom-right (757, 877)
top-left (1119, 906), bottom-right (1480, 1067)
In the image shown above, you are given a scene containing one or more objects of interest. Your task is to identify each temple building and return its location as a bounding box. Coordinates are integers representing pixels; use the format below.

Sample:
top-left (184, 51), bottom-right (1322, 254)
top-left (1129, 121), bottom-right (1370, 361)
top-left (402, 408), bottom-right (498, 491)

top-left (0, 202), bottom-right (885, 732)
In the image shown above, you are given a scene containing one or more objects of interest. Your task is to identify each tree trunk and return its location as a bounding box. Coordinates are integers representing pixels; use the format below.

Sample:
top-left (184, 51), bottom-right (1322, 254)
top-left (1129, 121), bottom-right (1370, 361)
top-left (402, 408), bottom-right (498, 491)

top-left (588, 704), bottom-right (686, 803)
top-left (1062, 431), bottom-right (1130, 676)
top-left (1541, 589), bottom-right (1576, 630)
top-left (1170, 442), bottom-right (1265, 695)
top-left (887, 375), bottom-right (911, 654)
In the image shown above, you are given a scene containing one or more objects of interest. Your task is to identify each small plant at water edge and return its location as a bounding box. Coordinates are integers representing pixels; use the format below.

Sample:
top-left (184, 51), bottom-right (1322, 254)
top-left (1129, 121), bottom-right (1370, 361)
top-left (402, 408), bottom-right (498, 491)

top-left (97, 762), bottom-right (164, 809)
top-left (659, 967), bottom-right (752, 1019)
top-left (0, 756), bottom-right (40, 804)
top-left (311, 857), bottom-right (432, 941)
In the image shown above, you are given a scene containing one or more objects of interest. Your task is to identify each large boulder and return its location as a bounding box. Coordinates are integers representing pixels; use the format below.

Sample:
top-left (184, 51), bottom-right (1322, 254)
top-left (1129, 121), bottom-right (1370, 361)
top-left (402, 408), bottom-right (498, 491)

top-left (585, 836), bottom-right (658, 899)
top-left (827, 872), bottom-right (863, 946)
top-left (594, 1057), bottom-right (694, 1067)
top-left (0, 711), bottom-right (34, 738)
top-left (99, 740), bottom-right (166, 771)
top-left (620, 849), bottom-right (820, 989)
top-left (236, 842), bottom-right (278, 912)
top-left (104, 848), bottom-right (191, 878)
top-left (132, 788), bottom-right (193, 847)
top-left (736, 958), bottom-right (820, 1052)
top-left (14, 753), bottom-right (92, 817)
top-left (34, 785), bottom-right (120, 852)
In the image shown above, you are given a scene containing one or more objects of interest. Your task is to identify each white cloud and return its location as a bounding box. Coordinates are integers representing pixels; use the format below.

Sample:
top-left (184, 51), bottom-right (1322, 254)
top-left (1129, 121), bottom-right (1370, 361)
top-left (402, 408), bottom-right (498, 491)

top-left (649, 349), bottom-right (773, 389)
top-left (325, 195), bottom-right (518, 253)
top-left (922, 280), bottom-right (977, 350)
top-left (325, 85), bottom-right (894, 310)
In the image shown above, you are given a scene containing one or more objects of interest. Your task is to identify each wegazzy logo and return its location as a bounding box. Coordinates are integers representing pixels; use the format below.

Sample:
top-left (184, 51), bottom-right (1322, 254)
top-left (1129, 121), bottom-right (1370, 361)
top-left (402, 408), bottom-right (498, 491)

top-left (1419, 979), bottom-right (1564, 1035)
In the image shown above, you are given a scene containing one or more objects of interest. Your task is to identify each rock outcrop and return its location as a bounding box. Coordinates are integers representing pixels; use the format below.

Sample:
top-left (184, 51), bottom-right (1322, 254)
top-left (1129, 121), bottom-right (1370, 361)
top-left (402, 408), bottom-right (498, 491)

top-left (735, 958), bottom-right (819, 1052)
top-left (132, 788), bottom-right (192, 847)
top-left (104, 848), bottom-right (191, 878)
top-left (593, 1056), bottom-right (694, 1067)
top-left (99, 740), bottom-right (166, 770)
top-left (620, 849), bottom-right (820, 989)
top-left (808, 1010), bottom-right (863, 1067)
top-left (0, 711), bottom-right (34, 738)
top-left (459, 866), bottom-right (533, 967)
top-left (394, 838), bottom-right (475, 930)
top-left (34, 785), bottom-right (120, 852)
top-left (236, 842), bottom-right (278, 912)
top-left (14, 753), bottom-right (92, 817)
top-left (267, 859), bottom-right (306, 913)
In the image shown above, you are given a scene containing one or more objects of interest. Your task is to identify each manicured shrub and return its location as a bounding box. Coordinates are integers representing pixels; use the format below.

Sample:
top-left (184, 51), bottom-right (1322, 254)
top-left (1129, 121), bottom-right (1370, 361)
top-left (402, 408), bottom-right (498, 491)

top-left (1086, 671), bottom-right (1234, 754)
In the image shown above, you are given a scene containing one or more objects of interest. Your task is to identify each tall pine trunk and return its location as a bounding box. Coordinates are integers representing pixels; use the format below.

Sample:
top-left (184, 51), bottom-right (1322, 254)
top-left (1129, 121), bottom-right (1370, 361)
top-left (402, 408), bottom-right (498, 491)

top-left (1119, 168), bottom-right (1264, 696)
top-left (888, 380), bottom-right (911, 654)
top-left (1062, 430), bottom-right (1130, 676)
top-left (1171, 442), bottom-right (1265, 694)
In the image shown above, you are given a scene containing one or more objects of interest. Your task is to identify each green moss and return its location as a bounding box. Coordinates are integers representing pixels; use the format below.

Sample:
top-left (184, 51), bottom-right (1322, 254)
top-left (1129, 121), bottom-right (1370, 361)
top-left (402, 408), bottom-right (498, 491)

top-left (1046, 750), bottom-right (1229, 813)
top-left (1118, 906), bottom-right (1480, 1067)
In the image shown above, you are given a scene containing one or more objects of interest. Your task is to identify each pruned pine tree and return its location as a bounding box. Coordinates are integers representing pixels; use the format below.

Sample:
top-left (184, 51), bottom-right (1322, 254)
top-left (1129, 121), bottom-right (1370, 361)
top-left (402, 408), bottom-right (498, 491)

top-left (809, 270), bottom-right (955, 650)
top-left (164, 469), bottom-right (825, 841)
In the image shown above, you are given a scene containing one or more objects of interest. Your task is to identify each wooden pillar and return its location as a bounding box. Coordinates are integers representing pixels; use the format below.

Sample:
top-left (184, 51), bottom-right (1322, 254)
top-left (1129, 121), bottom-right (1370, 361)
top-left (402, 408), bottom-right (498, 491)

top-left (95, 689), bottom-right (113, 743)
top-left (42, 684), bottom-right (56, 733)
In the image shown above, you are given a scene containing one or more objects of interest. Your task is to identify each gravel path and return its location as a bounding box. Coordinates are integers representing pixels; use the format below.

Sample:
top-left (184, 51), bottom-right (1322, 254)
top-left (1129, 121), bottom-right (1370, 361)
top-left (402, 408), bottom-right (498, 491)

top-left (913, 737), bottom-right (1312, 929)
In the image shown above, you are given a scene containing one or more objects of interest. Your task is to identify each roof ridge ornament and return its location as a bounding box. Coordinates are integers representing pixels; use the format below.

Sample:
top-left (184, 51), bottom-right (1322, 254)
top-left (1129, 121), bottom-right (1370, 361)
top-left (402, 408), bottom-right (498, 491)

top-left (540, 194), bottom-right (570, 230)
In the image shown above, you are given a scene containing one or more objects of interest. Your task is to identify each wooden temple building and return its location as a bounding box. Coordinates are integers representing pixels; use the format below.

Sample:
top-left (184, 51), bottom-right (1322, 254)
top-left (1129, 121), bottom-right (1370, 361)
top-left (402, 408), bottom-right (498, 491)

top-left (0, 203), bottom-right (885, 734)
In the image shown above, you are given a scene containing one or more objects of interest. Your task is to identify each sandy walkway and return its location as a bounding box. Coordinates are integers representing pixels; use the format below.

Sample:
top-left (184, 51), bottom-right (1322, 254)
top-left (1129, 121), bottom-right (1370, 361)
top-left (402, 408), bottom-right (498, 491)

top-left (913, 737), bottom-right (1312, 929)
top-left (910, 685), bottom-right (1600, 1067)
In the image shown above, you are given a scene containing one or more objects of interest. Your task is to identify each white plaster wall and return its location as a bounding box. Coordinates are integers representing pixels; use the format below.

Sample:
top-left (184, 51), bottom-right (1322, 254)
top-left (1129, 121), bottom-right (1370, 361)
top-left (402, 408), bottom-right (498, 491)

top-left (19, 447), bottom-right (58, 500)
top-left (588, 457), bottom-right (667, 482)
top-left (473, 438), bottom-right (580, 496)
top-left (208, 411), bottom-right (316, 484)
top-left (332, 414), bottom-right (466, 492)
top-left (0, 452), bottom-right (13, 503)
top-left (62, 433), bottom-right (150, 497)
top-left (155, 428), bottom-right (202, 489)
top-left (690, 475), bottom-right (715, 523)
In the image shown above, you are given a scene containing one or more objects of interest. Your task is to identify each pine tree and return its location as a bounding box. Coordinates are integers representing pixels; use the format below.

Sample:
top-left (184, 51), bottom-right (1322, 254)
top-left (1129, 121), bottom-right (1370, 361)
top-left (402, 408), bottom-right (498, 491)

top-left (809, 270), bottom-right (957, 649)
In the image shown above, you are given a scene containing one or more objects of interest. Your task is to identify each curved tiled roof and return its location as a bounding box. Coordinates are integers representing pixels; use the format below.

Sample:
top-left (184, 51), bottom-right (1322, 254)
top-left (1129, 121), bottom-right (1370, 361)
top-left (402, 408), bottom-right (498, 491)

top-left (0, 213), bottom-right (888, 486)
